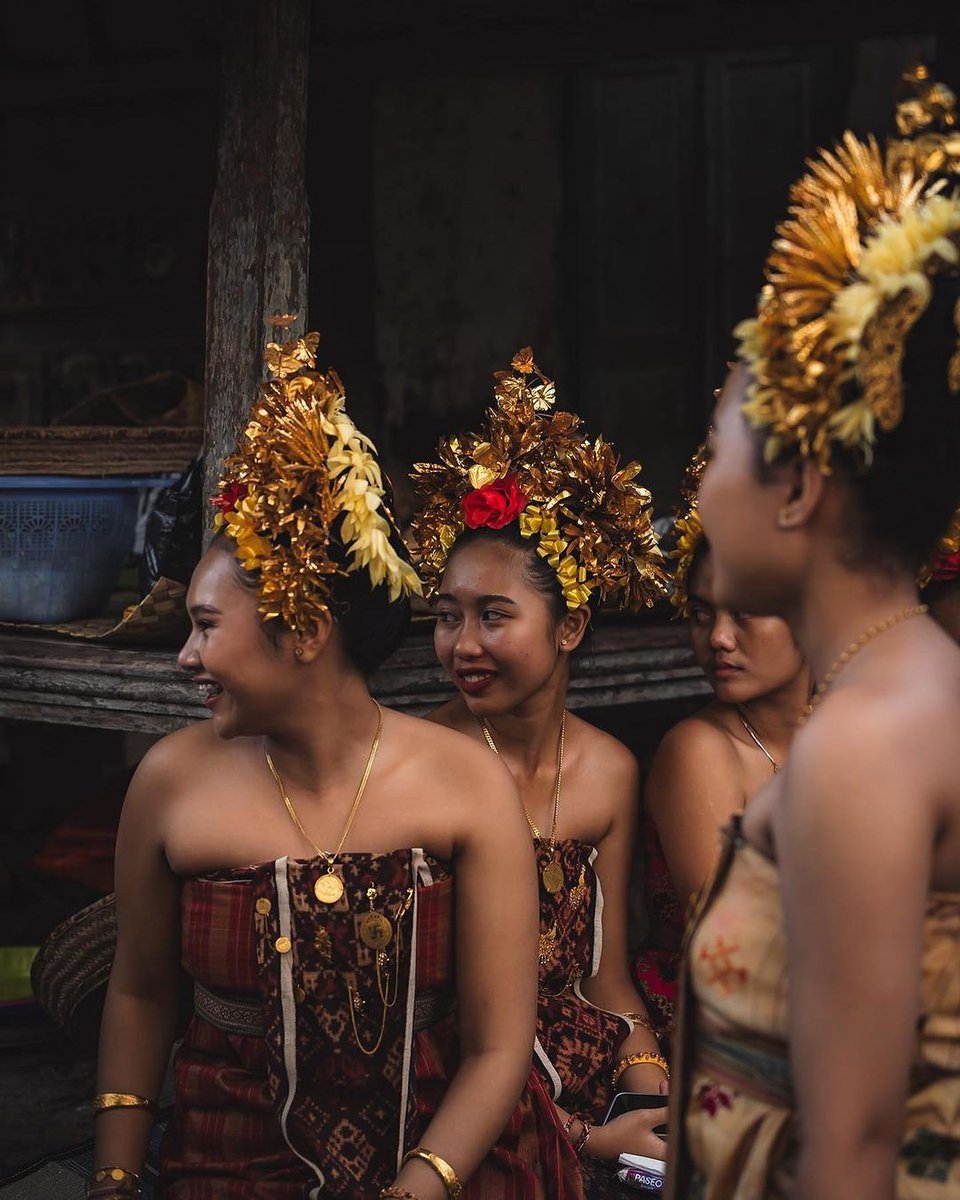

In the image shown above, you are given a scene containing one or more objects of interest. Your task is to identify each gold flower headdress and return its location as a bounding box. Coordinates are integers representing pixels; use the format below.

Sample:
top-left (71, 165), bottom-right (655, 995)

top-left (669, 443), bottom-right (708, 619)
top-left (736, 66), bottom-right (960, 472)
top-left (212, 326), bottom-right (421, 634)
top-left (409, 347), bottom-right (667, 611)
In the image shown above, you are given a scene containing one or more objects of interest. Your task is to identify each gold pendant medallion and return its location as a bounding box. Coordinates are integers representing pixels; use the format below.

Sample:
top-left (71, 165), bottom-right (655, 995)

top-left (359, 910), bottom-right (393, 950)
top-left (541, 858), bottom-right (564, 895)
top-left (314, 871), bottom-right (345, 904)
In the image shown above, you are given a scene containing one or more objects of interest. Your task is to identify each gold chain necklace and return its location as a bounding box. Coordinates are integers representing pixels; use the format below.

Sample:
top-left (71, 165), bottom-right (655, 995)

top-left (480, 711), bottom-right (566, 894)
top-left (265, 700), bottom-right (384, 904)
top-left (799, 605), bottom-right (928, 726)
top-left (735, 707), bottom-right (780, 774)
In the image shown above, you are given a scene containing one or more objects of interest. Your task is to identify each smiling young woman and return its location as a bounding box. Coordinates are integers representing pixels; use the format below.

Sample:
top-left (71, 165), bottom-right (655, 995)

top-left (409, 350), bottom-right (673, 1195)
top-left (92, 332), bottom-right (583, 1200)
top-left (665, 71), bottom-right (960, 1200)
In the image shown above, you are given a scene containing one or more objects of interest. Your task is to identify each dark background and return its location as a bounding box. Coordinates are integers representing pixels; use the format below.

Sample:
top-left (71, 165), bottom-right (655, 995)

top-left (3, 3), bottom-right (956, 510)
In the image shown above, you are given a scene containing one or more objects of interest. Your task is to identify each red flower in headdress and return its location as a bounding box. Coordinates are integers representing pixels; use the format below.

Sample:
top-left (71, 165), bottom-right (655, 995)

top-left (211, 481), bottom-right (248, 515)
top-left (462, 475), bottom-right (529, 530)
top-left (932, 549), bottom-right (960, 582)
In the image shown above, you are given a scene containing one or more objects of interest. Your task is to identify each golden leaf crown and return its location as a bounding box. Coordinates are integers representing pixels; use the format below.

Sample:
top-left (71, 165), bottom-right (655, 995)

top-left (409, 347), bottom-right (668, 611)
top-left (212, 327), bottom-right (422, 634)
top-left (669, 443), bottom-right (708, 619)
top-left (737, 65), bottom-right (960, 474)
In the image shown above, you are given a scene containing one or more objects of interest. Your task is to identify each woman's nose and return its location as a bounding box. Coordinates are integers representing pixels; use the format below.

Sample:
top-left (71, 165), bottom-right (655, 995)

top-left (455, 619), bottom-right (484, 657)
top-left (177, 633), bottom-right (200, 672)
top-left (710, 611), bottom-right (738, 652)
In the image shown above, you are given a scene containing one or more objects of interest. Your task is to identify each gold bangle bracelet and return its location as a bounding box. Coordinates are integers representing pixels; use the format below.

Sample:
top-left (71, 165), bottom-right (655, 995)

top-left (402, 1147), bottom-right (463, 1200)
top-left (612, 1052), bottom-right (669, 1089)
top-left (621, 1010), bottom-right (658, 1034)
top-left (92, 1093), bottom-right (158, 1118)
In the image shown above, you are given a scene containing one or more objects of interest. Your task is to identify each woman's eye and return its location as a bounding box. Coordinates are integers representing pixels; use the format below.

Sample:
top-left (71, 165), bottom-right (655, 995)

top-left (482, 609), bottom-right (505, 622)
top-left (196, 620), bottom-right (214, 633)
top-left (436, 610), bottom-right (457, 624)
top-left (690, 608), bottom-right (711, 625)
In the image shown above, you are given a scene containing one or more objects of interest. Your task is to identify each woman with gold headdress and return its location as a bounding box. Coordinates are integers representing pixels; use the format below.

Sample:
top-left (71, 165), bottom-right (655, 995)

top-left (409, 352), bottom-right (671, 1191)
top-left (631, 450), bottom-right (809, 1043)
top-left (91, 331), bottom-right (583, 1200)
top-left (667, 68), bottom-right (960, 1199)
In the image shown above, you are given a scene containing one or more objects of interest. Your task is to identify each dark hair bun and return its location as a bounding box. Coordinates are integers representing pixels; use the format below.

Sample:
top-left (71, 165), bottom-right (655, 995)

top-left (844, 272), bottom-right (960, 572)
top-left (328, 481), bottom-right (413, 675)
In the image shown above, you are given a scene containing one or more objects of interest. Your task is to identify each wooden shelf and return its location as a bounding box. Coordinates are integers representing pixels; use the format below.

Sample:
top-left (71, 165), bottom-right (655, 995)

top-left (0, 621), bottom-right (709, 734)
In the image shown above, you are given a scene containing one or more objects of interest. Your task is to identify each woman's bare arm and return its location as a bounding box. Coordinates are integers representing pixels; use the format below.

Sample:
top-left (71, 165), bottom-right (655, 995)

top-left (94, 742), bottom-right (184, 1175)
top-left (646, 720), bottom-right (744, 906)
top-left (776, 695), bottom-right (933, 1200)
top-left (578, 745), bottom-right (667, 1099)
top-left (392, 750), bottom-right (541, 1200)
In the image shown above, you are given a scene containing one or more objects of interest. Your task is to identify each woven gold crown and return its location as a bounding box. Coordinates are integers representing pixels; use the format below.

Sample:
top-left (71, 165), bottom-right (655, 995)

top-left (737, 66), bottom-right (960, 473)
top-left (212, 325), bottom-right (421, 634)
top-left (409, 347), bottom-right (667, 611)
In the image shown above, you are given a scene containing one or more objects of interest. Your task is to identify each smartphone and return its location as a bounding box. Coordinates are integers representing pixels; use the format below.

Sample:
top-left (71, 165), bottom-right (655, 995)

top-left (604, 1091), bottom-right (669, 1138)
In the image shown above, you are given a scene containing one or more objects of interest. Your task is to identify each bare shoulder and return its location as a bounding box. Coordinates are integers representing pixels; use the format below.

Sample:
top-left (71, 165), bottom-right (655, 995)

top-left (781, 651), bottom-right (960, 837)
top-left (125, 715), bottom-right (237, 801)
top-left (651, 709), bottom-right (739, 778)
top-left (385, 708), bottom-right (519, 816)
top-left (570, 714), bottom-right (638, 789)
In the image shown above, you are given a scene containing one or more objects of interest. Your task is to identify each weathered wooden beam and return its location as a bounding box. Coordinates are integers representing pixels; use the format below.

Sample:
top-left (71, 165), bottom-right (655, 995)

top-left (203, 0), bottom-right (312, 535)
top-left (0, 624), bottom-right (710, 734)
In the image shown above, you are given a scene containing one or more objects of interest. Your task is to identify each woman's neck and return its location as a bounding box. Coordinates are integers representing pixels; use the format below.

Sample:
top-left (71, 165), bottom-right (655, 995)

top-left (263, 668), bottom-right (381, 792)
top-left (788, 558), bottom-right (921, 689)
top-left (738, 667), bottom-right (811, 757)
top-left (478, 669), bottom-right (569, 777)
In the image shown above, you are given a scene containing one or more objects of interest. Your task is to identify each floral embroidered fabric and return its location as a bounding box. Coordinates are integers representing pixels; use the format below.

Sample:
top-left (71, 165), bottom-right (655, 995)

top-left (666, 820), bottom-right (960, 1199)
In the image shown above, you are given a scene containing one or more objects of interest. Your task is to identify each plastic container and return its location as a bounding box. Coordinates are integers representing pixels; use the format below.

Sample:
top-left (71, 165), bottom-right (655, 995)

top-left (0, 475), bottom-right (174, 623)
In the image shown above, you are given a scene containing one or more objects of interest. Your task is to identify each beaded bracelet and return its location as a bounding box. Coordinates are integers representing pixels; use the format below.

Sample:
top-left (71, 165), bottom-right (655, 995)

top-left (612, 1051), bottom-right (669, 1089)
top-left (573, 1117), bottom-right (592, 1155)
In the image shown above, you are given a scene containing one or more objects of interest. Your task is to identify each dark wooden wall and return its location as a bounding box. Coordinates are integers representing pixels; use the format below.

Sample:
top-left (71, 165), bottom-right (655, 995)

top-left (1, 3), bottom-right (954, 518)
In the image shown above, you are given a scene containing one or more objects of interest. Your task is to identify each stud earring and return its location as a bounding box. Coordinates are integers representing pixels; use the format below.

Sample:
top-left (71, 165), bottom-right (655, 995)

top-left (295, 647), bottom-right (304, 658)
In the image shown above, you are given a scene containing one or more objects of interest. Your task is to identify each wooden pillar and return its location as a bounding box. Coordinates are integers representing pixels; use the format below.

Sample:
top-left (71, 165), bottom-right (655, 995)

top-left (203, 0), bottom-right (311, 538)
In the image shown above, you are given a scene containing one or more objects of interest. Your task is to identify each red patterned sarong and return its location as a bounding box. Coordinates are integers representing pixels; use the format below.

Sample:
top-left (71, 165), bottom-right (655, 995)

top-left (160, 850), bottom-right (581, 1199)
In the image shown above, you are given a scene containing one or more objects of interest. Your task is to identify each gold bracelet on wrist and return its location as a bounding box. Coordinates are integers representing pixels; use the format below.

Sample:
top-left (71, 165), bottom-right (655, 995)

top-left (86, 1167), bottom-right (141, 1198)
top-left (92, 1093), bottom-right (158, 1118)
top-left (621, 1010), bottom-right (658, 1035)
top-left (402, 1147), bottom-right (463, 1200)
top-left (612, 1052), bottom-right (669, 1089)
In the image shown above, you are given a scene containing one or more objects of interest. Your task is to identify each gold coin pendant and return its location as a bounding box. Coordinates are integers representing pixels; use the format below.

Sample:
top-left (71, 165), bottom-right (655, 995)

top-left (359, 910), bottom-right (393, 950)
top-left (541, 859), bottom-right (564, 895)
top-left (314, 871), bottom-right (345, 904)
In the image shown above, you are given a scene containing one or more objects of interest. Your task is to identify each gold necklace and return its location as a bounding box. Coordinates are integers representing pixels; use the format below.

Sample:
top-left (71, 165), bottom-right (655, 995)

top-left (735, 707), bottom-right (780, 774)
top-left (265, 700), bottom-right (384, 904)
top-left (799, 605), bottom-right (928, 726)
top-left (480, 711), bottom-right (566, 894)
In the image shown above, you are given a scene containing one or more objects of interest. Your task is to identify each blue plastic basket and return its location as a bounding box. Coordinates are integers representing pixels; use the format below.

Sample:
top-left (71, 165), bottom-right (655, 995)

top-left (0, 475), bottom-right (175, 623)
